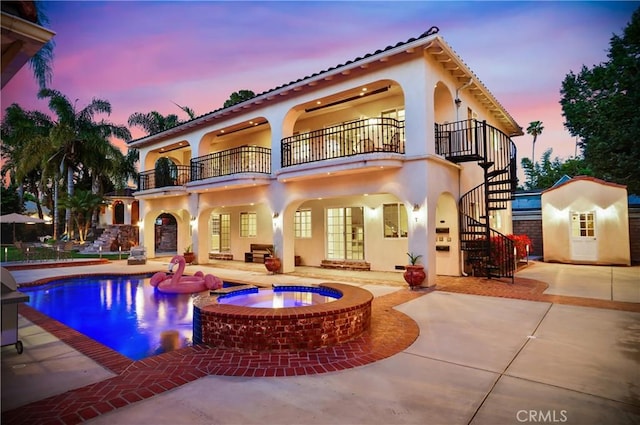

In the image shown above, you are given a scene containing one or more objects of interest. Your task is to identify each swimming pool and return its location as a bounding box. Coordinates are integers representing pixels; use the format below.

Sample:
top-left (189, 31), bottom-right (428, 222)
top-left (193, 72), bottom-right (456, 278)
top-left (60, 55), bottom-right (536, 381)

top-left (22, 274), bottom-right (206, 360)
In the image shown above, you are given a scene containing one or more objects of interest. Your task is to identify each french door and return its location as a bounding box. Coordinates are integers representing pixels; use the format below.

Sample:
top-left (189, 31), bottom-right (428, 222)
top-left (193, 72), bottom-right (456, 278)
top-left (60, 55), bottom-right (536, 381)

top-left (211, 213), bottom-right (231, 252)
top-left (326, 207), bottom-right (364, 260)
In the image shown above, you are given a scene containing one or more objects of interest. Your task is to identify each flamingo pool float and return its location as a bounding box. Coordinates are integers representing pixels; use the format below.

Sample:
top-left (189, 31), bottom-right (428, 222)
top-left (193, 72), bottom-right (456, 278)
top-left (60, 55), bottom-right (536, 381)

top-left (150, 255), bottom-right (223, 294)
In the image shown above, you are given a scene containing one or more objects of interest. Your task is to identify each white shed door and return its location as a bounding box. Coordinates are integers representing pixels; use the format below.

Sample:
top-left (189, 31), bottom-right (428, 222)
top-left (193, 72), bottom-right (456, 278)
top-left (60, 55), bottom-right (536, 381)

top-left (570, 211), bottom-right (597, 261)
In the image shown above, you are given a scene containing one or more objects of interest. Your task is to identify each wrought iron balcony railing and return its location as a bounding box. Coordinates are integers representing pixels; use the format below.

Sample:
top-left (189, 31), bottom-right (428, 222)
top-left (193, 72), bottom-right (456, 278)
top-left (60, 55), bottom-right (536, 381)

top-left (138, 165), bottom-right (191, 191)
top-left (190, 145), bottom-right (271, 181)
top-left (281, 118), bottom-right (405, 167)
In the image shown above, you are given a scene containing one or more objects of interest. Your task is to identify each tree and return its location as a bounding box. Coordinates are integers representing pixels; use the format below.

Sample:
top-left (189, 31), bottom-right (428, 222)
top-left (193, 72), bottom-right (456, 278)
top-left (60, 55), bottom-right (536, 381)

top-left (128, 104), bottom-right (196, 136)
top-left (560, 7), bottom-right (640, 194)
top-left (172, 102), bottom-right (196, 120)
top-left (128, 111), bottom-right (181, 135)
top-left (29, 1), bottom-right (55, 89)
top-left (223, 90), bottom-right (256, 108)
top-left (526, 120), bottom-right (544, 162)
top-left (113, 149), bottom-right (140, 190)
top-left (0, 182), bottom-right (23, 214)
top-left (58, 190), bottom-right (105, 243)
top-left (520, 148), bottom-right (592, 190)
top-left (154, 157), bottom-right (177, 188)
top-left (37, 88), bottom-right (131, 236)
top-left (0, 103), bottom-right (54, 223)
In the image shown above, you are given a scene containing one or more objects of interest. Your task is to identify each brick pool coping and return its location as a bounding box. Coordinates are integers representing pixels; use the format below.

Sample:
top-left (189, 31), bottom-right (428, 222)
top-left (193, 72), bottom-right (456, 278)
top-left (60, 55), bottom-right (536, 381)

top-left (2, 285), bottom-right (424, 425)
top-left (194, 282), bottom-right (374, 351)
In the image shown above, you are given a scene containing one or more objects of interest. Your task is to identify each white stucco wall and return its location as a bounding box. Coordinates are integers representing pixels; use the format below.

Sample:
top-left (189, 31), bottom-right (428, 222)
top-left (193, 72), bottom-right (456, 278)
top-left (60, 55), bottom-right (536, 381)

top-left (541, 178), bottom-right (630, 265)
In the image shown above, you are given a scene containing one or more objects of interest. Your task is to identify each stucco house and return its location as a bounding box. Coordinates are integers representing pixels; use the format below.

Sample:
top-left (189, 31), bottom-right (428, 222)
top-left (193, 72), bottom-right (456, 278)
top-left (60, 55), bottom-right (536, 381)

top-left (112, 27), bottom-right (523, 286)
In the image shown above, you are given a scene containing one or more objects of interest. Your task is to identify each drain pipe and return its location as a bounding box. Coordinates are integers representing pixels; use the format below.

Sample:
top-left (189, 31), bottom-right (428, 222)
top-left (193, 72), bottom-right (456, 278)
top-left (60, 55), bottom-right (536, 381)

top-left (455, 79), bottom-right (474, 121)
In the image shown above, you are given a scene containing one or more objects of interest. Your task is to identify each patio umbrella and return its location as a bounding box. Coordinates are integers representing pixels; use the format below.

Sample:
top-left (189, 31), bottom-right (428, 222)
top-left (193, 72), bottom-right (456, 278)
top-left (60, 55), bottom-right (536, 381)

top-left (0, 213), bottom-right (47, 243)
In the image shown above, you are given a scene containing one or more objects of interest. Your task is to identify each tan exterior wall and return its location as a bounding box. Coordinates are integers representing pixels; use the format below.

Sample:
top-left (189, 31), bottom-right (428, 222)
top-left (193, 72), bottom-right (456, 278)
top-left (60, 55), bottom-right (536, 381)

top-left (542, 179), bottom-right (630, 265)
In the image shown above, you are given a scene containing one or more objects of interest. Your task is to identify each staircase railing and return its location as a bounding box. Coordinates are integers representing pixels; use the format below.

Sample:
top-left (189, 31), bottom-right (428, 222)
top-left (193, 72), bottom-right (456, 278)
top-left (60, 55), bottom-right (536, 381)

top-left (443, 119), bottom-right (517, 282)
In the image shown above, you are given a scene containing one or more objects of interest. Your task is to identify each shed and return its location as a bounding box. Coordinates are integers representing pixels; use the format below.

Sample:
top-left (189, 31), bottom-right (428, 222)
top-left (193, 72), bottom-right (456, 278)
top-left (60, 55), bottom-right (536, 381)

top-left (541, 176), bottom-right (630, 265)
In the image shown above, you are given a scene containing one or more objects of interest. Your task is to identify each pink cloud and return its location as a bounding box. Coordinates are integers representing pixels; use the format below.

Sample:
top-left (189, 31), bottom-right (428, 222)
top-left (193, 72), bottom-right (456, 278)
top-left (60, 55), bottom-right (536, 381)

top-left (1, 0), bottom-right (636, 172)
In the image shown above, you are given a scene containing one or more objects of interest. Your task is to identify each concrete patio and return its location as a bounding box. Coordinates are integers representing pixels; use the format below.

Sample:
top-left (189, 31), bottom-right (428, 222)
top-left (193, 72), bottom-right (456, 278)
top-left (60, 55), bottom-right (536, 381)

top-left (1, 260), bottom-right (639, 424)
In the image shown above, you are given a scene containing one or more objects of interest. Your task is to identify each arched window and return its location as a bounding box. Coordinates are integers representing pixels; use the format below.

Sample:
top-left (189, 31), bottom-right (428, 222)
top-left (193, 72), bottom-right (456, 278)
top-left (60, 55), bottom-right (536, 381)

top-left (113, 201), bottom-right (125, 225)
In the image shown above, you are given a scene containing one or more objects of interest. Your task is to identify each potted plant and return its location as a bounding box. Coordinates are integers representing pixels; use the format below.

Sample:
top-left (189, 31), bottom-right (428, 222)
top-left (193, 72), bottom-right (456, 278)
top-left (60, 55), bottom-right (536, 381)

top-left (183, 244), bottom-right (195, 264)
top-left (264, 245), bottom-right (281, 274)
top-left (403, 252), bottom-right (426, 289)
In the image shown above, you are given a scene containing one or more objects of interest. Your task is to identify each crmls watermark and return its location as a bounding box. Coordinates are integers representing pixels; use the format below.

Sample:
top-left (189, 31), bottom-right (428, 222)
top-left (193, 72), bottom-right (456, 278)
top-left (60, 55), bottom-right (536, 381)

top-left (516, 410), bottom-right (568, 423)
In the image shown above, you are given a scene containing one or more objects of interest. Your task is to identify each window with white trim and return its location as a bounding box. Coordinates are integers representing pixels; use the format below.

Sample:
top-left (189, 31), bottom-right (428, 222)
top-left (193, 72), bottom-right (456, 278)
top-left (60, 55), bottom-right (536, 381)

top-left (294, 209), bottom-right (312, 238)
top-left (211, 213), bottom-right (231, 252)
top-left (240, 212), bottom-right (257, 237)
top-left (383, 203), bottom-right (408, 238)
top-left (571, 212), bottom-right (595, 237)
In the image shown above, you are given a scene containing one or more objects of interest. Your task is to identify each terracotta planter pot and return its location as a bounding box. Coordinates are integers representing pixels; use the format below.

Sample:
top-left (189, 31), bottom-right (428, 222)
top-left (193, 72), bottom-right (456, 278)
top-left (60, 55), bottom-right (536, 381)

top-left (264, 257), bottom-right (281, 273)
top-left (183, 252), bottom-right (195, 264)
top-left (403, 265), bottom-right (426, 289)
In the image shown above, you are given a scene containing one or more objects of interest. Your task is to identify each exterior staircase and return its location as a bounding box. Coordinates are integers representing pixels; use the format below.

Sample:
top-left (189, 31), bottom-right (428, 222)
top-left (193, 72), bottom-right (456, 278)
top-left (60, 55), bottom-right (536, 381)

top-left (436, 119), bottom-right (517, 282)
top-left (81, 226), bottom-right (120, 253)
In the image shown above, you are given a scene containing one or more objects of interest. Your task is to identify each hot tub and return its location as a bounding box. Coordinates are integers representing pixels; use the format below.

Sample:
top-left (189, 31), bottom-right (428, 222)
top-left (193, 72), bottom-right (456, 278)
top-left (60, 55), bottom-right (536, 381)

top-left (193, 282), bottom-right (373, 352)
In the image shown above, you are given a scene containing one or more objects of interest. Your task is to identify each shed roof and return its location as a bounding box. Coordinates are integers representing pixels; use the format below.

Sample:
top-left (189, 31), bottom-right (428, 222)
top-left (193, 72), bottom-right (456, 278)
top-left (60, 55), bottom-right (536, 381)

top-left (542, 176), bottom-right (627, 194)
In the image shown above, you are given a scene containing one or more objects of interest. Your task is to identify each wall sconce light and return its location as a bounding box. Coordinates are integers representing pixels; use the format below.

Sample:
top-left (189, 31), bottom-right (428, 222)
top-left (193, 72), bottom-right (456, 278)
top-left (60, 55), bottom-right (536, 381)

top-left (413, 204), bottom-right (421, 212)
top-left (272, 212), bottom-right (279, 219)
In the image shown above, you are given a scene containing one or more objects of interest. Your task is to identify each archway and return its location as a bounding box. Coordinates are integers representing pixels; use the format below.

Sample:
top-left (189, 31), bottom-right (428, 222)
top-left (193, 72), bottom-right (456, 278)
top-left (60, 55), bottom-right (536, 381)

top-left (433, 81), bottom-right (455, 123)
top-left (435, 192), bottom-right (459, 276)
top-left (113, 201), bottom-right (125, 225)
top-left (131, 201), bottom-right (139, 225)
top-left (154, 213), bottom-right (178, 254)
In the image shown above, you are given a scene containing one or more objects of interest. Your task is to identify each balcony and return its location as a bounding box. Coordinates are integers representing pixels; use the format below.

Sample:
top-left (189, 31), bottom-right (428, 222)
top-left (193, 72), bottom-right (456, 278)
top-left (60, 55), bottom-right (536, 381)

top-left (190, 145), bottom-right (271, 182)
top-left (281, 118), bottom-right (405, 168)
top-left (138, 165), bottom-right (191, 191)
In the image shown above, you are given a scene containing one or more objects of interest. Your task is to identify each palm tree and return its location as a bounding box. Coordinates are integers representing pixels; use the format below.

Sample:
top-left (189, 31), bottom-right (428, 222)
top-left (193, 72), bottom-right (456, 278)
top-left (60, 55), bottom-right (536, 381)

top-left (58, 190), bottom-right (105, 243)
top-left (172, 102), bottom-right (196, 120)
top-left (128, 104), bottom-right (196, 136)
top-left (0, 103), bottom-right (56, 227)
top-left (37, 88), bottom-right (131, 236)
top-left (526, 120), bottom-right (544, 163)
top-left (127, 111), bottom-right (182, 135)
top-left (113, 149), bottom-right (140, 190)
top-left (29, 1), bottom-right (55, 89)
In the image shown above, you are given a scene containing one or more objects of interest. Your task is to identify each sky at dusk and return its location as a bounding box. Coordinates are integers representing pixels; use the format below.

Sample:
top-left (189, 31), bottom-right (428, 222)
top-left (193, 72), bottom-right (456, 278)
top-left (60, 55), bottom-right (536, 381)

top-left (2, 1), bottom-right (638, 168)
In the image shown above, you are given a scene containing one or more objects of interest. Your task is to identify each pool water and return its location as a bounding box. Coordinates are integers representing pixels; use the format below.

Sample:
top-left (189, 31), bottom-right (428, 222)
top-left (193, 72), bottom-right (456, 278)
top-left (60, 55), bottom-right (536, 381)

top-left (22, 275), bottom-right (208, 360)
top-left (217, 288), bottom-right (340, 308)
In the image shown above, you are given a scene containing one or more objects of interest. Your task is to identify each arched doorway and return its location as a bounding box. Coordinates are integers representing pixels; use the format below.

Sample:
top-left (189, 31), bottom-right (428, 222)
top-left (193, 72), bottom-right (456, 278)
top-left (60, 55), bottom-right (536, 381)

top-left (113, 201), bottom-right (125, 224)
top-left (131, 201), bottom-right (139, 225)
top-left (155, 213), bottom-right (177, 254)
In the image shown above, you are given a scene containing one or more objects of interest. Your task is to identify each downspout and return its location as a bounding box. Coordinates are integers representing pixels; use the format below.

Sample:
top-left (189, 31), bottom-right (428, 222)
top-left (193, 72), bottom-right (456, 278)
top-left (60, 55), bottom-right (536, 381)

top-left (454, 79), bottom-right (473, 122)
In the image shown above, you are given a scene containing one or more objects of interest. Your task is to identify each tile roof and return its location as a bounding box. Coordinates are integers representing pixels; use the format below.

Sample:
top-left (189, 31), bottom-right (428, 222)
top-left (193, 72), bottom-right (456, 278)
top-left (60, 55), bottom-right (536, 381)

top-left (129, 26), bottom-right (522, 147)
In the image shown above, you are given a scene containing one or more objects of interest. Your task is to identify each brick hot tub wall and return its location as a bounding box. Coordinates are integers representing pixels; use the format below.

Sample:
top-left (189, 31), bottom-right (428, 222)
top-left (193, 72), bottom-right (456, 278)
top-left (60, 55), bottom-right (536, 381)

top-left (193, 283), bottom-right (373, 352)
